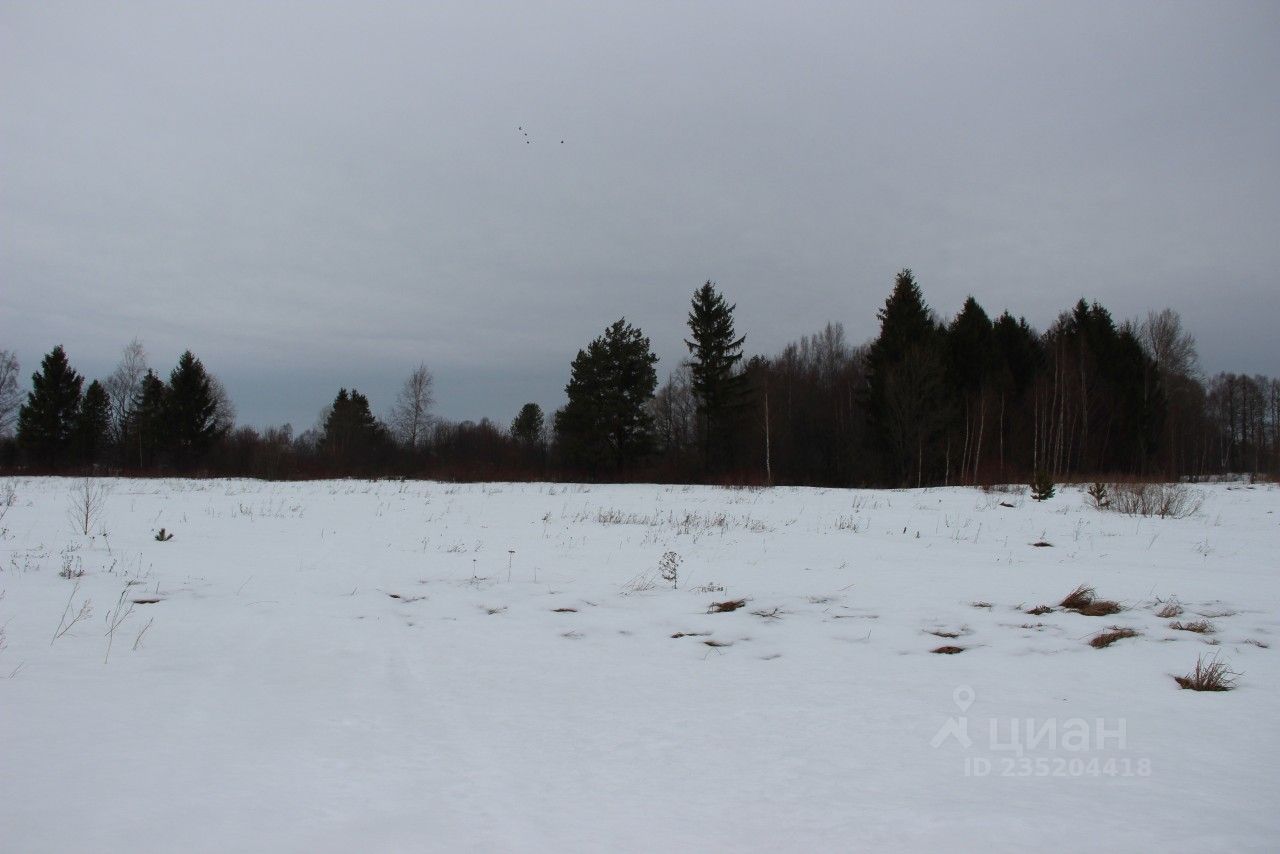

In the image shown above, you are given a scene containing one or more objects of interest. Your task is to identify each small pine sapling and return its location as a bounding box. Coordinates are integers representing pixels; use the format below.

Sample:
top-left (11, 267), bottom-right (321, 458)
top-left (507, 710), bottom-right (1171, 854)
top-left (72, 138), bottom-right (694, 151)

top-left (1030, 470), bottom-right (1055, 501)
top-left (658, 551), bottom-right (682, 589)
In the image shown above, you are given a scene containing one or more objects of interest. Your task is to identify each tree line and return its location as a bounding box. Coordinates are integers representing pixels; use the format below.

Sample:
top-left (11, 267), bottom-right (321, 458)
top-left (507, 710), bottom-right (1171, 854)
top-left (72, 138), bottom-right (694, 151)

top-left (2, 271), bottom-right (1277, 484)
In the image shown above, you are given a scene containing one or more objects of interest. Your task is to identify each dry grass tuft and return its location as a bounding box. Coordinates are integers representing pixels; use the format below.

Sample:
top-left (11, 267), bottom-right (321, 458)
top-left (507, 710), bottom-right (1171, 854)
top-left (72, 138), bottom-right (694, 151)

top-left (929, 630), bottom-right (961, 639)
top-left (1060, 584), bottom-right (1096, 610)
top-left (970, 601), bottom-right (993, 609)
top-left (1170, 619), bottom-right (1214, 634)
top-left (671, 631), bottom-right (710, 639)
top-left (1244, 639), bottom-right (1270, 649)
top-left (1060, 584), bottom-right (1122, 616)
top-left (1089, 627), bottom-right (1139, 648)
top-left (931, 645), bottom-right (965, 654)
top-left (1026, 605), bottom-right (1054, 616)
top-left (1174, 654), bottom-right (1239, 691)
top-left (703, 639), bottom-right (732, 647)
top-left (1155, 602), bottom-right (1184, 618)
top-left (709, 599), bottom-right (747, 613)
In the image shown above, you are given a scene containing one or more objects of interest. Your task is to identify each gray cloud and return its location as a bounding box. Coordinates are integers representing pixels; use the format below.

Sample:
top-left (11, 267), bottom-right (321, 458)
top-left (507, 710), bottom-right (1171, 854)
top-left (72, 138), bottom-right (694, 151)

top-left (3, 1), bottom-right (1278, 429)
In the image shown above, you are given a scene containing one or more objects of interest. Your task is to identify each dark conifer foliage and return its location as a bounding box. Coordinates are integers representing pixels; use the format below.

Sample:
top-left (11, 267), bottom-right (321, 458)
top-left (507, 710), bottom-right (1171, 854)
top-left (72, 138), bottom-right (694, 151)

top-left (685, 281), bottom-right (749, 472)
top-left (511, 403), bottom-right (545, 447)
top-left (167, 351), bottom-right (224, 469)
top-left (126, 370), bottom-right (169, 470)
top-left (320, 389), bottom-right (387, 469)
top-left (17, 345), bottom-right (83, 466)
top-left (865, 270), bottom-right (945, 485)
top-left (555, 318), bottom-right (658, 473)
top-left (942, 297), bottom-right (994, 484)
top-left (3, 272), bottom-right (1275, 482)
top-left (73, 380), bottom-right (112, 466)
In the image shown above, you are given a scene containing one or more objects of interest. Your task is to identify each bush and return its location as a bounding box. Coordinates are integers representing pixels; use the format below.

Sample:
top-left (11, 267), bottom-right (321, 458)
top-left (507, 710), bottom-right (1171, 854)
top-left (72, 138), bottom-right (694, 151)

top-left (1059, 584), bottom-right (1122, 616)
top-left (1030, 470), bottom-right (1055, 501)
top-left (1106, 482), bottom-right (1203, 519)
top-left (1174, 654), bottom-right (1239, 691)
top-left (1089, 627), bottom-right (1138, 648)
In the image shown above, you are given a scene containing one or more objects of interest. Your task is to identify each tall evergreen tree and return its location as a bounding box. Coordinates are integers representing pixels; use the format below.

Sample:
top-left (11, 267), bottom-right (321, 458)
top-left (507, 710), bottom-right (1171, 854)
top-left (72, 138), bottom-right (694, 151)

top-left (166, 351), bottom-right (223, 468)
top-left (555, 318), bottom-right (658, 473)
top-left (73, 380), bottom-right (112, 466)
top-left (990, 312), bottom-right (1042, 478)
top-left (944, 297), bottom-right (994, 483)
top-left (685, 280), bottom-right (748, 472)
top-left (320, 388), bottom-right (386, 469)
top-left (17, 345), bottom-right (83, 466)
top-left (510, 403), bottom-right (546, 447)
top-left (127, 370), bottom-right (170, 469)
top-left (865, 270), bottom-right (943, 485)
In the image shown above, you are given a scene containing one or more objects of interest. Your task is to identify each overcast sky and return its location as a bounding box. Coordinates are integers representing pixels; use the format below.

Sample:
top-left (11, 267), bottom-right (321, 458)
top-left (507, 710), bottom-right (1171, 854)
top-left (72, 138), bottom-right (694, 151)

top-left (3, 1), bottom-right (1278, 431)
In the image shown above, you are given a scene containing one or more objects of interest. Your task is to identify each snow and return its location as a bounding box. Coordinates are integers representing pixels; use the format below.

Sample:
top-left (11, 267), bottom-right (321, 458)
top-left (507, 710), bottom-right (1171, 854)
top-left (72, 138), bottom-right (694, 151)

top-left (1, 477), bottom-right (1278, 852)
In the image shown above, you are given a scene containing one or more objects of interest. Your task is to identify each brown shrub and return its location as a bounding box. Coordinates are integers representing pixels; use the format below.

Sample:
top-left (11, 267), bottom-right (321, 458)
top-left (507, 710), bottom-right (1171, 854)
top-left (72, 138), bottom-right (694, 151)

top-left (1060, 584), bottom-right (1096, 610)
top-left (709, 599), bottom-right (747, 613)
top-left (1174, 654), bottom-right (1239, 691)
top-left (931, 645), bottom-right (965, 654)
top-left (1089, 627), bottom-right (1138, 648)
top-left (1170, 619), bottom-right (1214, 634)
top-left (1060, 584), bottom-right (1121, 616)
top-left (1108, 482), bottom-right (1204, 519)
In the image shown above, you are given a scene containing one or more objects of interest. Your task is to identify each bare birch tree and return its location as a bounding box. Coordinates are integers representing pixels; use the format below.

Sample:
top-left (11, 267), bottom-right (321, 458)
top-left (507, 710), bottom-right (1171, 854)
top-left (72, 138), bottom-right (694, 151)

top-left (0, 349), bottom-right (19, 437)
top-left (1139, 308), bottom-right (1200, 382)
top-left (389, 363), bottom-right (434, 450)
top-left (104, 338), bottom-right (148, 440)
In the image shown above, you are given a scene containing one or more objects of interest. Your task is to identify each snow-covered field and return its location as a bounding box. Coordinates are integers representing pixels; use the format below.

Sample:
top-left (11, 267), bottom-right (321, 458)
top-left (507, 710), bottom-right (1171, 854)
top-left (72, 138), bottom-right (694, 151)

top-left (1, 477), bottom-right (1277, 852)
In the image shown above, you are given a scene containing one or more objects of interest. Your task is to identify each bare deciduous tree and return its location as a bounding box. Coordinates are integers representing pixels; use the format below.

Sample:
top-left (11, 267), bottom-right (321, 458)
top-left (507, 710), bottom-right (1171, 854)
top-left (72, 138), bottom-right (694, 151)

top-left (1139, 308), bottom-right (1199, 381)
top-left (67, 477), bottom-right (111, 536)
top-left (650, 363), bottom-right (697, 455)
top-left (209, 375), bottom-right (237, 433)
top-left (104, 338), bottom-right (148, 440)
top-left (0, 349), bottom-right (20, 437)
top-left (389, 363), bottom-right (435, 450)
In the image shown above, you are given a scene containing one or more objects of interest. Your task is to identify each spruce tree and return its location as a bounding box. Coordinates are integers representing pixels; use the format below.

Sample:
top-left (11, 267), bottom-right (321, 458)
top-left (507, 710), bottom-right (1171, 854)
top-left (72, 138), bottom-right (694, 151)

top-left (17, 345), bottom-right (83, 466)
top-left (511, 403), bottom-right (545, 447)
top-left (554, 319), bottom-right (658, 472)
top-left (685, 280), bottom-right (748, 472)
top-left (320, 388), bottom-right (386, 468)
top-left (73, 380), bottom-right (112, 466)
top-left (167, 351), bottom-right (222, 468)
top-left (128, 370), bottom-right (170, 469)
top-left (943, 297), bottom-right (994, 483)
top-left (864, 270), bottom-right (944, 485)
